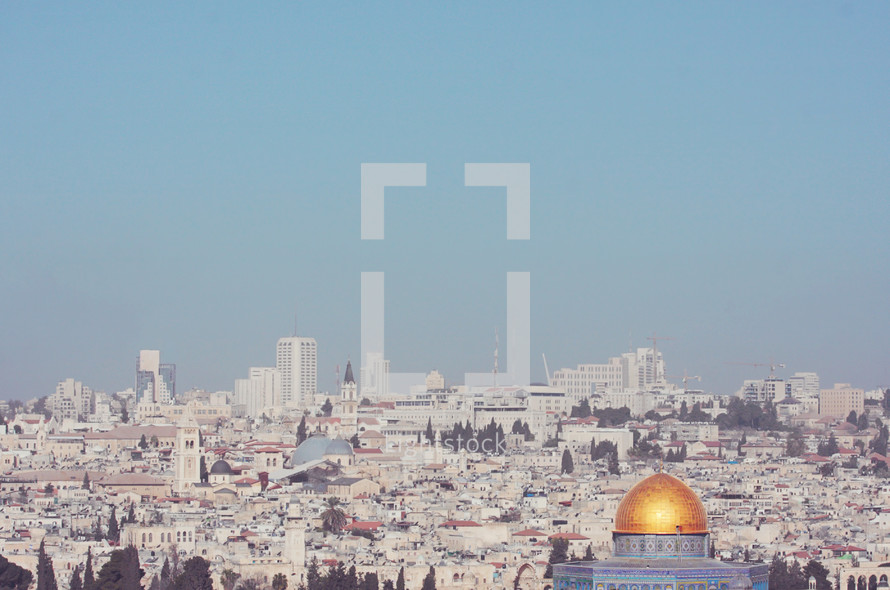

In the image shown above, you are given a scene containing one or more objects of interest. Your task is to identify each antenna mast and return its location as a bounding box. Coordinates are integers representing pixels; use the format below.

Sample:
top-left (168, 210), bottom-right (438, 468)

top-left (493, 328), bottom-right (499, 386)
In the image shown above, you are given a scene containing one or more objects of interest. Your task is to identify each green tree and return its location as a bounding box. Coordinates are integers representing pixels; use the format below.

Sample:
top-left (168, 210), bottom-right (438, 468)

top-left (37, 540), bottom-right (58, 590)
top-left (82, 472), bottom-right (90, 490)
top-left (544, 538), bottom-right (570, 578)
top-left (857, 412), bottom-right (869, 432)
top-left (271, 574), bottom-right (287, 590)
top-left (159, 559), bottom-right (171, 590)
top-left (847, 411), bottom-right (858, 426)
top-left (561, 449), bottom-right (574, 474)
top-left (321, 497), bottom-right (347, 533)
top-left (296, 416), bottom-right (308, 445)
top-left (592, 407), bottom-right (631, 427)
top-left (425, 417), bottom-right (434, 442)
top-left (803, 560), bottom-right (832, 590)
top-left (583, 544), bottom-right (594, 561)
top-left (382, 581), bottom-right (395, 590)
top-left (591, 440), bottom-right (617, 461)
top-left (95, 547), bottom-right (143, 590)
top-left (421, 566), bottom-right (436, 590)
top-left (138, 434), bottom-right (148, 450)
top-left (817, 434), bottom-right (839, 457)
top-left (395, 567), bottom-right (405, 590)
top-left (359, 572), bottom-right (379, 590)
top-left (785, 429), bottom-right (806, 457)
top-left (69, 566), bottom-right (83, 590)
top-left (173, 557), bottom-right (213, 590)
top-left (82, 548), bottom-right (95, 590)
top-left (349, 433), bottom-right (360, 448)
top-left (321, 399), bottom-right (333, 417)
top-left (305, 557), bottom-right (320, 590)
top-left (608, 452), bottom-right (620, 475)
top-left (570, 399), bottom-right (592, 418)
top-left (199, 456), bottom-right (208, 483)
top-left (107, 507), bottom-right (120, 543)
top-left (0, 553), bottom-right (33, 590)
top-left (220, 570), bottom-right (240, 590)
top-left (120, 406), bottom-right (129, 424)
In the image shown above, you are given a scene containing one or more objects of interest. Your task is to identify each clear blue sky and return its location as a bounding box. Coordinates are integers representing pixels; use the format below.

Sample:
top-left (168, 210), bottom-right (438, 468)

top-left (1, 2), bottom-right (888, 399)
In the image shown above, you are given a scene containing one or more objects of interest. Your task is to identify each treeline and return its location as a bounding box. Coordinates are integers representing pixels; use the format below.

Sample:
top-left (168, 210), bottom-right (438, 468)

top-left (715, 398), bottom-right (782, 431)
top-left (301, 559), bottom-right (436, 590)
top-left (440, 419), bottom-right (506, 455)
top-left (768, 555), bottom-right (830, 590)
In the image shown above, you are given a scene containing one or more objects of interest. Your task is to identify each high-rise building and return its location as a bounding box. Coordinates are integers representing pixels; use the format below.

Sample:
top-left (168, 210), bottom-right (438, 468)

top-left (787, 372), bottom-right (820, 398)
top-left (360, 352), bottom-right (390, 398)
top-left (820, 383), bottom-right (864, 418)
top-left (552, 347), bottom-right (665, 400)
top-left (136, 350), bottom-right (176, 404)
top-left (742, 377), bottom-right (786, 405)
top-left (276, 337), bottom-right (317, 408)
top-left (50, 378), bottom-right (93, 421)
top-left (235, 367), bottom-right (281, 418)
top-left (425, 370), bottom-right (446, 391)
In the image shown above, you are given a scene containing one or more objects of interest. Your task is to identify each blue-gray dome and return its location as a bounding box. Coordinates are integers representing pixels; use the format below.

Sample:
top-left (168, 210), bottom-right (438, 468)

top-left (325, 437), bottom-right (354, 456)
top-left (210, 460), bottom-right (233, 475)
top-left (290, 435), bottom-right (354, 466)
top-left (291, 435), bottom-right (332, 466)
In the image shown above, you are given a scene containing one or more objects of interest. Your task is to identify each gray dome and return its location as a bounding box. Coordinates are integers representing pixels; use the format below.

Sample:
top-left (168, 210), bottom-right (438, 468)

top-left (291, 435), bottom-right (334, 466)
top-left (291, 434), bottom-right (354, 466)
top-left (210, 460), bottom-right (233, 475)
top-left (325, 437), bottom-right (354, 456)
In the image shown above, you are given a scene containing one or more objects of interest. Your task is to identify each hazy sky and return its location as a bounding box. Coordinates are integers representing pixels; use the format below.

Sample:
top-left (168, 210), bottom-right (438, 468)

top-left (1, 2), bottom-right (888, 399)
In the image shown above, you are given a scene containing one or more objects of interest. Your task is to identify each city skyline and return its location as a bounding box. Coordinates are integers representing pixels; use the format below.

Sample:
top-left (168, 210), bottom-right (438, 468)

top-left (2, 3), bottom-right (889, 399)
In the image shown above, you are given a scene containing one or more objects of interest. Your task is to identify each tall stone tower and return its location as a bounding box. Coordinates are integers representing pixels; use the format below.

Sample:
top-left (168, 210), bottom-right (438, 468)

top-left (284, 520), bottom-right (306, 571)
top-left (341, 360), bottom-right (358, 437)
top-left (174, 417), bottom-right (201, 493)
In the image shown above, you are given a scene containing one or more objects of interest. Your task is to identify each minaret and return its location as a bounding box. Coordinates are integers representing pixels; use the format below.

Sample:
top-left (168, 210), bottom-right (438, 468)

top-left (174, 416), bottom-right (201, 493)
top-left (341, 360), bottom-right (358, 437)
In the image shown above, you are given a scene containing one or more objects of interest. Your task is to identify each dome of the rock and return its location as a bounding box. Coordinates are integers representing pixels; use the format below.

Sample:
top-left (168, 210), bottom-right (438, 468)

top-left (613, 472), bottom-right (709, 534)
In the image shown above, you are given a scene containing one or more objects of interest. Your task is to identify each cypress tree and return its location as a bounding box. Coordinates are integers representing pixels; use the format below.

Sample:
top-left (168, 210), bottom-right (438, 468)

top-left (421, 567), bottom-right (436, 590)
top-left (561, 449), bottom-right (574, 474)
top-left (108, 506), bottom-right (120, 543)
top-left (425, 417), bottom-right (434, 442)
top-left (37, 540), bottom-right (58, 590)
top-left (395, 567), bottom-right (405, 590)
top-left (83, 548), bottom-right (95, 590)
top-left (70, 566), bottom-right (83, 590)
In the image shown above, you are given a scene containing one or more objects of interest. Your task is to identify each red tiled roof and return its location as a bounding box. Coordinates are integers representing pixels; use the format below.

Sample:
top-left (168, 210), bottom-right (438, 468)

top-left (512, 529), bottom-right (546, 537)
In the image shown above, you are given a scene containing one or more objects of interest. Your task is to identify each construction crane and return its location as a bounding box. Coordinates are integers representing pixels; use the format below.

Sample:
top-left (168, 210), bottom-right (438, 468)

top-left (542, 353), bottom-right (552, 386)
top-left (726, 360), bottom-right (785, 378)
top-left (666, 370), bottom-right (702, 392)
top-left (646, 332), bottom-right (674, 385)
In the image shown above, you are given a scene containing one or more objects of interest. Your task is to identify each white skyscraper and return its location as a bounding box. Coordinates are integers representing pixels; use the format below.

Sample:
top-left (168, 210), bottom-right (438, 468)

top-left (136, 350), bottom-right (176, 404)
top-left (253, 367), bottom-right (281, 414)
top-left (50, 378), bottom-right (93, 421)
top-left (360, 352), bottom-right (390, 399)
top-left (276, 337), bottom-right (317, 408)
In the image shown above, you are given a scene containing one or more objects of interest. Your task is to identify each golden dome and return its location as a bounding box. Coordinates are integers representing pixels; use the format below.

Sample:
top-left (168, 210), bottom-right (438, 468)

top-left (613, 473), bottom-right (709, 534)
